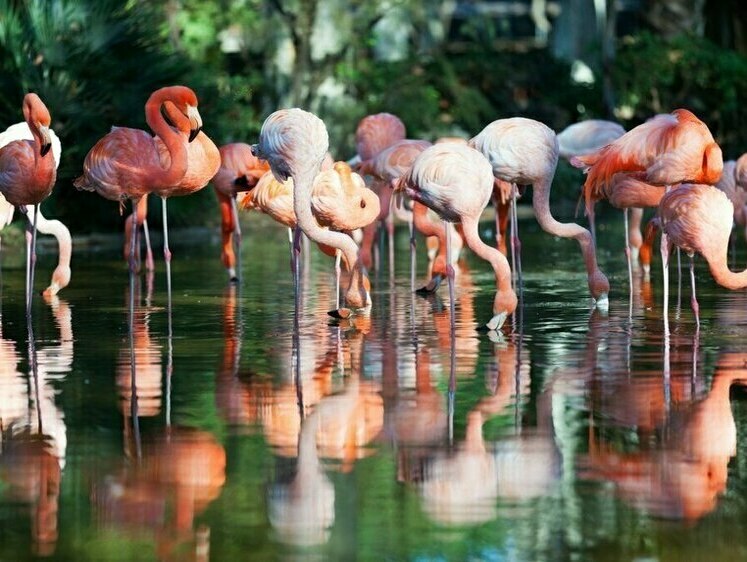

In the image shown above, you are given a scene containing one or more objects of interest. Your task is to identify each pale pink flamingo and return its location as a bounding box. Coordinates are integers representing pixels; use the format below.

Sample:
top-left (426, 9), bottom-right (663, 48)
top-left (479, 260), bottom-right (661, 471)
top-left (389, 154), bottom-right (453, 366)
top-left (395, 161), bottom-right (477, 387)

top-left (251, 109), bottom-right (370, 317)
top-left (471, 118), bottom-right (609, 305)
top-left (75, 86), bottom-right (201, 274)
top-left (396, 143), bottom-right (517, 330)
top-left (213, 143), bottom-right (270, 281)
top-left (572, 109), bottom-right (723, 330)
top-left (714, 160), bottom-right (747, 254)
top-left (0, 123), bottom-right (70, 297)
top-left (239, 162), bottom-right (379, 308)
top-left (736, 153), bottom-right (747, 188)
top-left (0, 94), bottom-right (56, 315)
top-left (656, 183), bottom-right (747, 329)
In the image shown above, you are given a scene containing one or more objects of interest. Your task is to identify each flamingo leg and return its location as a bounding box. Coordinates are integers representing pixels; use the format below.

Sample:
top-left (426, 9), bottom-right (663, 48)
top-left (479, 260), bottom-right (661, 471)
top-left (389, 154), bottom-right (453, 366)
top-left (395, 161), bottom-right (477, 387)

top-left (334, 249), bottom-right (341, 310)
top-left (624, 208), bottom-right (633, 315)
top-left (231, 196), bottom-right (242, 283)
top-left (511, 193), bottom-right (523, 299)
top-left (676, 247), bottom-right (682, 315)
top-left (689, 253), bottom-right (700, 331)
top-left (409, 218), bottom-right (416, 293)
top-left (292, 226), bottom-right (302, 312)
top-left (588, 205), bottom-right (596, 247)
top-left (128, 199), bottom-right (141, 274)
top-left (509, 198), bottom-right (517, 291)
top-left (127, 246), bottom-right (141, 459)
top-left (25, 222), bottom-right (31, 313)
top-left (161, 197), bottom-right (172, 312)
top-left (26, 205), bottom-right (39, 317)
top-left (387, 213), bottom-right (394, 280)
top-left (142, 218), bottom-right (154, 272)
top-left (661, 228), bottom-right (670, 337)
top-left (445, 221), bottom-right (456, 334)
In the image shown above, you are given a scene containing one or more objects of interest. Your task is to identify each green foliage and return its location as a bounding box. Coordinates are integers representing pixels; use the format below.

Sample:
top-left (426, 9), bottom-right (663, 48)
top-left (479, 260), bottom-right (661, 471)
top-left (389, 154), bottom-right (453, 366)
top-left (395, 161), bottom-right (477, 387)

top-left (0, 0), bottom-right (197, 232)
top-left (613, 32), bottom-right (747, 157)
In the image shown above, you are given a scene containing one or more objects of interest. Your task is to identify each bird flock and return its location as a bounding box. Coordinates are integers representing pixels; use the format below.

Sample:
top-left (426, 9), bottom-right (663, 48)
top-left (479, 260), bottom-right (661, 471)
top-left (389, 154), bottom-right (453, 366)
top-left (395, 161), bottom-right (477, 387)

top-left (1, 86), bottom-right (745, 335)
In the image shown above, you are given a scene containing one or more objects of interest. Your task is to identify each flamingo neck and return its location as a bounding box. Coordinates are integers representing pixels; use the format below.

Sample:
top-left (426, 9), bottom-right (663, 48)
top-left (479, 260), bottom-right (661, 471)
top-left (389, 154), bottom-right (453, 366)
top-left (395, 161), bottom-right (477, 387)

top-left (293, 171), bottom-right (364, 307)
top-left (707, 252), bottom-right (747, 290)
top-left (145, 94), bottom-right (188, 188)
top-left (27, 121), bottom-right (55, 184)
top-left (460, 215), bottom-right (515, 312)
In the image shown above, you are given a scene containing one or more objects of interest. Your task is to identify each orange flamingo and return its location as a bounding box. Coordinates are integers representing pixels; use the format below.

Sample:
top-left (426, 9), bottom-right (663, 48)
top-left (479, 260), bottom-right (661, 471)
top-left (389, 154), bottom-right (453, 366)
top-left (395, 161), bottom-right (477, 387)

top-left (239, 163), bottom-right (379, 308)
top-left (572, 109), bottom-right (723, 330)
top-left (471, 118), bottom-right (609, 305)
top-left (0, 124), bottom-right (70, 297)
top-left (0, 94), bottom-right (56, 315)
top-left (657, 183), bottom-right (747, 328)
top-left (213, 143), bottom-right (270, 281)
top-left (396, 142), bottom-right (517, 330)
top-left (252, 109), bottom-right (370, 317)
top-left (75, 86), bottom-right (201, 274)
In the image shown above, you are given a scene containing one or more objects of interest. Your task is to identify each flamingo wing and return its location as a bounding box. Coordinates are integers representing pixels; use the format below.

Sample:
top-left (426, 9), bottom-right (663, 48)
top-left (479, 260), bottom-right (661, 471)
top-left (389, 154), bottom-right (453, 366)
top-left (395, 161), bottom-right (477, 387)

top-left (0, 122), bottom-right (61, 169)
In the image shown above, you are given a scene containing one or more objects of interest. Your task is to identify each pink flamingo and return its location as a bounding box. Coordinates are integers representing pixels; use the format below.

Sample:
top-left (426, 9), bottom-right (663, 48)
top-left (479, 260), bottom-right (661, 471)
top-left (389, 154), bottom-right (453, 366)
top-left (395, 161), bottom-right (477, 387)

top-left (251, 109), bottom-right (369, 317)
top-left (471, 118), bottom-right (609, 305)
top-left (657, 183), bottom-right (747, 329)
top-left (0, 123), bottom-right (70, 297)
top-left (213, 143), bottom-right (270, 281)
top-left (572, 109), bottom-right (723, 330)
top-left (396, 142), bottom-right (517, 331)
top-left (240, 163), bottom-right (379, 308)
top-left (353, 113), bottom-right (406, 273)
top-left (714, 160), bottom-right (747, 254)
top-left (75, 86), bottom-right (201, 274)
top-left (0, 94), bottom-right (56, 315)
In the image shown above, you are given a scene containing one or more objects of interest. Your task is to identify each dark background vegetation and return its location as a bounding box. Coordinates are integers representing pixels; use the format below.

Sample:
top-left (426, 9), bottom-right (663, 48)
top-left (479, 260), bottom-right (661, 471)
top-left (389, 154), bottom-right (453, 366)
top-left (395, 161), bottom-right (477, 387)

top-left (0, 0), bottom-right (745, 232)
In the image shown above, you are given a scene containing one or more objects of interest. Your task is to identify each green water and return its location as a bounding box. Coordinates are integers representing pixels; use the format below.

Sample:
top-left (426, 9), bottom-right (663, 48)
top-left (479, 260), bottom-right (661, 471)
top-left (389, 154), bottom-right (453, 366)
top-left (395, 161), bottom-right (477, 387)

top-left (2, 212), bottom-right (747, 562)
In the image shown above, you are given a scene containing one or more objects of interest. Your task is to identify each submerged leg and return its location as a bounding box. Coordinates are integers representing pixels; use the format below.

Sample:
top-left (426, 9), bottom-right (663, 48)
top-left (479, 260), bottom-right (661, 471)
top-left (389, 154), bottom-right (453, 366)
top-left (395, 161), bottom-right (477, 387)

top-left (689, 253), bottom-right (700, 331)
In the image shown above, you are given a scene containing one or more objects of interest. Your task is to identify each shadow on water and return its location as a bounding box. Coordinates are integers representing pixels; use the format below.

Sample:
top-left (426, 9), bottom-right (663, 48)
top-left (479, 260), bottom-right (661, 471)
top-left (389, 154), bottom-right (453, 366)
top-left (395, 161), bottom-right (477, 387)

top-left (3, 213), bottom-right (747, 560)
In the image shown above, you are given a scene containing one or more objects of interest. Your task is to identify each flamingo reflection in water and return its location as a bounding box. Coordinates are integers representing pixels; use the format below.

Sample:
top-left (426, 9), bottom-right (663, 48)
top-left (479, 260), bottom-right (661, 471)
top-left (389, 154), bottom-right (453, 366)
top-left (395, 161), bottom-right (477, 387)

top-left (93, 428), bottom-right (226, 561)
top-left (0, 294), bottom-right (72, 556)
top-left (581, 352), bottom-right (747, 521)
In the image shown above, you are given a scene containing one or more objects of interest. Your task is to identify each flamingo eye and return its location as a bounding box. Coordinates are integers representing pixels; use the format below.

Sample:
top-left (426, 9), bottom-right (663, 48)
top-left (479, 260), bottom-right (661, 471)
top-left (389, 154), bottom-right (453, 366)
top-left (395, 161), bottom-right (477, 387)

top-left (360, 199), bottom-right (366, 209)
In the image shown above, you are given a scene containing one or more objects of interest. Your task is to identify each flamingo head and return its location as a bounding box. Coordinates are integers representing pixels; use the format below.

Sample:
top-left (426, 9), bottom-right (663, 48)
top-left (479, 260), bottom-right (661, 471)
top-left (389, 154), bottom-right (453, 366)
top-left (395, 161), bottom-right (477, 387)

top-left (23, 93), bottom-right (52, 156)
top-left (487, 289), bottom-right (518, 331)
top-left (702, 142), bottom-right (724, 185)
top-left (43, 264), bottom-right (71, 298)
top-left (160, 85), bottom-right (202, 142)
top-left (588, 269), bottom-right (610, 309)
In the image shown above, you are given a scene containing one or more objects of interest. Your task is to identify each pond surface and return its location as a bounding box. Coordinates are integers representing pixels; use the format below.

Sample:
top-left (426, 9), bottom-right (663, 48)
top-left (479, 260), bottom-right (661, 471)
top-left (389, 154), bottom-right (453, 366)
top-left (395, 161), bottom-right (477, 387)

top-left (2, 211), bottom-right (747, 562)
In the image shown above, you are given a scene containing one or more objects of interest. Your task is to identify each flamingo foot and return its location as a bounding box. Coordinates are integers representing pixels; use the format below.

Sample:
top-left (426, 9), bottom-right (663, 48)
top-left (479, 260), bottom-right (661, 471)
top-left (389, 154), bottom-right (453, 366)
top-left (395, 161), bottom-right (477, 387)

top-left (416, 274), bottom-right (444, 295)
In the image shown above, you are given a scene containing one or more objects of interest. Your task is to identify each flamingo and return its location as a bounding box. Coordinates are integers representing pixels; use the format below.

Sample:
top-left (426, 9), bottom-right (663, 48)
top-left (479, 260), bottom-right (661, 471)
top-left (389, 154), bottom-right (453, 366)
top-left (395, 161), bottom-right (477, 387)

top-left (395, 142), bottom-right (517, 331)
top-left (213, 143), bottom-right (270, 282)
top-left (251, 108), bottom-right (370, 317)
top-left (714, 160), bottom-right (747, 253)
top-left (239, 162), bottom-right (379, 308)
top-left (0, 123), bottom-right (70, 297)
top-left (571, 109), bottom-right (723, 330)
top-left (353, 113), bottom-right (406, 272)
top-left (656, 183), bottom-right (747, 329)
top-left (470, 118), bottom-right (609, 305)
top-left (75, 86), bottom-right (201, 274)
top-left (0, 94), bottom-right (56, 315)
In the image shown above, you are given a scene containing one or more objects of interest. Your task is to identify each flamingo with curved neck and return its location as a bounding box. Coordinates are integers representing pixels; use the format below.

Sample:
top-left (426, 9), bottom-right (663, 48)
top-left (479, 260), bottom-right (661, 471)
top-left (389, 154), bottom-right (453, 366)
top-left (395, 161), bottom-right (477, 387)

top-left (0, 93), bottom-right (57, 315)
top-left (252, 109), bottom-right (369, 316)
top-left (75, 86), bottom-right (201, 272)
top-left (471, 118), bottom-right (609, 306)
top-left (397, 143), bottom-right (517, 331)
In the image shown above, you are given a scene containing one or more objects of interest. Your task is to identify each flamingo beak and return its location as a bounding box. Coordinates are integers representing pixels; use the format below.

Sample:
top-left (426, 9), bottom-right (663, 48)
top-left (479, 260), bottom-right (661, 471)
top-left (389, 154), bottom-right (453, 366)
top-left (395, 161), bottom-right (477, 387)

top-left (187, 106), bottom-right (202, 142)
top-left (485, 311), bottom-right (508, 331)
top-left (39, 125), bottom-right (52, 157)
top-left (594, 292), bottom-right (609, 311)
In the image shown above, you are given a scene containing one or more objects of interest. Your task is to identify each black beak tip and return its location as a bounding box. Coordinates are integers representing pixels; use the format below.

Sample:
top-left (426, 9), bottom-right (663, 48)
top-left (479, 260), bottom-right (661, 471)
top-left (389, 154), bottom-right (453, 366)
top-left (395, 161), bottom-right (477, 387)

top-left (40, 143), bottom-right (51, 157)
top-left (250, 144), bottom-right (258, 157)
top-left (188, 127), bottom-right (201, 143)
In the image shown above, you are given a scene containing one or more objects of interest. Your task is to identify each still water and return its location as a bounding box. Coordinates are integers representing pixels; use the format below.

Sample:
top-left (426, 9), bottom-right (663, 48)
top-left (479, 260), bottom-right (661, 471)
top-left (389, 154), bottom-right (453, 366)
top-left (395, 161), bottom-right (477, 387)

top-left (2, 212), bottom-right (747, 561)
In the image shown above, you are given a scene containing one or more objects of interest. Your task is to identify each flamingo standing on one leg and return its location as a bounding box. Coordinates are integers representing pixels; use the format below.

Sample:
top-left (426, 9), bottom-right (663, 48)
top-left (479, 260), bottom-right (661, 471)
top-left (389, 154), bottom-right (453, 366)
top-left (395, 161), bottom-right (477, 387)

top-left (252, 109), bottom-right (370, 317)
top-left (75, 86), bottom-right (200, 273)
top-left (213, 143), bottom-right (270, 282)
top-left (396, 143), bottom-right (518, 331)
top-left (239, 163), bottom-right (379, 308)
top-left (571, 109), bottom-right (723, 332)
top-left (0, 94), bottom-right (57, 316)
top-left (657, 183), bottom-right (747, 330)
top-left (0, 123), bottom-right (70, 297)
top-left (470, 118), bottom-right (609, 305)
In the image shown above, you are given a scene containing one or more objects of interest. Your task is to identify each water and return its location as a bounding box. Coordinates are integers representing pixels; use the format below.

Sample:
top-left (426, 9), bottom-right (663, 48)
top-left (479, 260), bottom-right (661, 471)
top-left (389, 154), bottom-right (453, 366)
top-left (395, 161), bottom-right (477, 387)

top-left (2, 212), bottom-right (747, 561)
